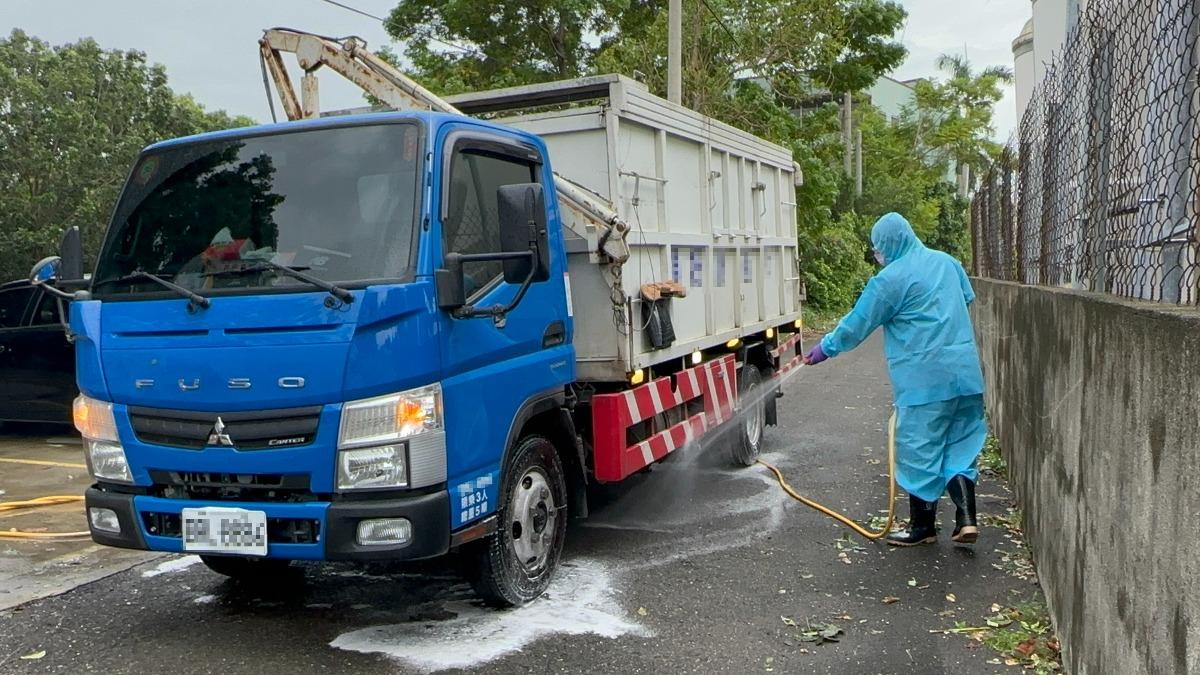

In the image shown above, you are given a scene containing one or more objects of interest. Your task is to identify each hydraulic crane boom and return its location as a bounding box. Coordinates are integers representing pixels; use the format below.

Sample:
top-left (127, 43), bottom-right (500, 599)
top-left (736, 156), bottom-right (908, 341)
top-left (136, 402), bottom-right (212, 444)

top-left (258, 28), bottom-right (631, 263)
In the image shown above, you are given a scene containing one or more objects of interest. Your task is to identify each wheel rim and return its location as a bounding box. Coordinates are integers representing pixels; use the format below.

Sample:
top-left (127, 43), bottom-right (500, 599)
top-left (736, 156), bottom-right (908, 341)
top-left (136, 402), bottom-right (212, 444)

top-left (508, 467), bottom-right (557, 572)
top-left (743, 381), bottom-right (764, 449)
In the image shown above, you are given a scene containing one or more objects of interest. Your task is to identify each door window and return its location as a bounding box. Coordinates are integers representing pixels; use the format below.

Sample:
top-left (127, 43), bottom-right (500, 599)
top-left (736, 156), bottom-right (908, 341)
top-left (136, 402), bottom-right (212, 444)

top-left (0, 288), bottom-right (34, 328)
top-left (443, 147), bottom-right (537, 298)
top-left (29, 292), bottom-right (64, 326)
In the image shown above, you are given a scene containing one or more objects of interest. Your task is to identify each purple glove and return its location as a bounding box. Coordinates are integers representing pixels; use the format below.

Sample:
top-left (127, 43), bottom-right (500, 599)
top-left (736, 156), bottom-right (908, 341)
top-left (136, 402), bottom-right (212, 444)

top-left (804, 342), bottom-right (828, 365)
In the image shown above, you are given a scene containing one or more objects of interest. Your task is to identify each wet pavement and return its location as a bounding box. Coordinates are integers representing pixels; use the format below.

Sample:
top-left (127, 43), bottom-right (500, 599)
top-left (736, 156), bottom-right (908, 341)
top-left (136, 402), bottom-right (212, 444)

top-left (0, 338), bottom-right (1040, 674)
top-left (0, 426), bottom-right (158, 611)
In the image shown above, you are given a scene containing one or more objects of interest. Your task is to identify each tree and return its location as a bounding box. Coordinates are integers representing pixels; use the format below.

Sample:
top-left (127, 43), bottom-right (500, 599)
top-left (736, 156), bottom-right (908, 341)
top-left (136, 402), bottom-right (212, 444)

top-left (0, 30), bottom-right (255, 281)
top-left (380, 0), bottom-right (911, 311)
top-left (383, 0), bottom-right (658, 94)
top-left (909, 55), bottom-right (1013, 173)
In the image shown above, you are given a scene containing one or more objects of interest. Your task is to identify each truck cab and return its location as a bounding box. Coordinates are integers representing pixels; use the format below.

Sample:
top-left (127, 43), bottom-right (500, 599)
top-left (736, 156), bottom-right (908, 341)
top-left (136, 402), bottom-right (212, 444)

top-left (44, 112), bottom-right (581, 605)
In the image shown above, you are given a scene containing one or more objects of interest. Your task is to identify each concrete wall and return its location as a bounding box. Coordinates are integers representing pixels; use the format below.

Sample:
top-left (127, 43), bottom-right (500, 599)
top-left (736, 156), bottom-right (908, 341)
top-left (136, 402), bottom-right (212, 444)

top-left (972, 278), bottom-right (1200, 675)
top-left (866, 76), bottom-right (915, 120)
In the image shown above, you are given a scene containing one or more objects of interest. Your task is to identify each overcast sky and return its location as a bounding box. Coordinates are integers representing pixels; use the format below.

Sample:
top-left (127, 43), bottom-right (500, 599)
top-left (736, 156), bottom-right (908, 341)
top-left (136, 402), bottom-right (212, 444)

top-left (2, 0), bottom-right (1028, 139)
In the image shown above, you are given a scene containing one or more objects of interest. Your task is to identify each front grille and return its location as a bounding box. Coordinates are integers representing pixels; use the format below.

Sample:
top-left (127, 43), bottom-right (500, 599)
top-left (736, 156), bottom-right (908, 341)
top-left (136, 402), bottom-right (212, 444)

top-left (140, 512), bottom-right (321, 544)
top-left (129, 405), bottom-right (321, 450)
top-left (149, 470), bottom-right (318, 502)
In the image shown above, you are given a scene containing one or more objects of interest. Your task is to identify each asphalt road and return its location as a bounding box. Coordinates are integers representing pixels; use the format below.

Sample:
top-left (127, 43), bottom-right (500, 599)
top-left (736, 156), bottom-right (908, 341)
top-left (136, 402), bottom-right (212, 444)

top-left (0, 337), bottom-right (1039, 674)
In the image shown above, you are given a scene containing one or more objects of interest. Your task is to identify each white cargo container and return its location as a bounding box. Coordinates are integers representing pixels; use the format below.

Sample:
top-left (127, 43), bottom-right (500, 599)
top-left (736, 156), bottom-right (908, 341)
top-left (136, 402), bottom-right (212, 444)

top-left (448, 75), bottom-right (804, 381)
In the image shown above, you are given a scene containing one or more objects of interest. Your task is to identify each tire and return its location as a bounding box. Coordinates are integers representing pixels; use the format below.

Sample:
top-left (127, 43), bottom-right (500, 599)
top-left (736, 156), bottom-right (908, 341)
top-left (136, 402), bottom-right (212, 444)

top-left (200, 555), bottom-right (294, 580)
top-left (465, 435), bottom-right (568, 607)
top-left (730, 365), bottom-right (768, 466)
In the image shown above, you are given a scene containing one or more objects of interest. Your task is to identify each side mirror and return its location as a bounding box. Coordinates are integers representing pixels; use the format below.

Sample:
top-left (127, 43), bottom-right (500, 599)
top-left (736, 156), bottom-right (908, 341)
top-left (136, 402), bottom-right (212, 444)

top-left (497, 183), bottom-right (550, 284)
top-left (435, 253), bottom-right (466, 311)
top-left (58, 226), bottom-right (84, 281)
top-left (30, 256), bottom-right (61, 285)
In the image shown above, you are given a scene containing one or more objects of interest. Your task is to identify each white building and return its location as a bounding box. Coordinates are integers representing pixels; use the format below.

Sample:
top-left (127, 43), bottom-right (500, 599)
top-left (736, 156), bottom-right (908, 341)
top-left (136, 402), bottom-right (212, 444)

top-left (1013, 0), bottom-right (1087, 122)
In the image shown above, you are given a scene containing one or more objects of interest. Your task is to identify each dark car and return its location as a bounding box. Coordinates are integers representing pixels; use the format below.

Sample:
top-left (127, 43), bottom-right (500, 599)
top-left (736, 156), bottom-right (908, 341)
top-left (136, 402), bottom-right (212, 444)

top-left (0, 279), bottom-right (75, 425)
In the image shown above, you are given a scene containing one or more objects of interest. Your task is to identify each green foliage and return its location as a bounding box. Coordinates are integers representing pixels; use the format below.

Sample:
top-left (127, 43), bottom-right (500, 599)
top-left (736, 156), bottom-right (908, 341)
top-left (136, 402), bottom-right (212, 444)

top-left (384, 0), bottom-right (657, 94)
top-left (0, 29), bottom-right (255, 282)
top-left (800, 211), bottom-right (873, 311)
top-left (924, 182), bottom-right (971, 263)
top-left (380, 0), bottom-right (1004, 314)
top-left (910, 54), bottom-right (1012, 169)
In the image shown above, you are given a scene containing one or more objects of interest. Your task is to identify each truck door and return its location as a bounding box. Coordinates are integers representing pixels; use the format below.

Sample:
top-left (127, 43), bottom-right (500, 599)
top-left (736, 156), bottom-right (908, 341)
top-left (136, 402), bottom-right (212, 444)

top-left (0, 285), bottom-right (36, 420)
top-left (11, 291), bottom-right (75, 422)
top-left (435, 129), bottom-right (573, 526)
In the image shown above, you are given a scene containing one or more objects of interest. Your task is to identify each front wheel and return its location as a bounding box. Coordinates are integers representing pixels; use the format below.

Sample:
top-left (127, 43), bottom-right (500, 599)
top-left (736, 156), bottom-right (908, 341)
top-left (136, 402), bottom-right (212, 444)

top-left (730, 366), bottom-right (768, 466)
top-left (465, 435), bottom-right (568, 607)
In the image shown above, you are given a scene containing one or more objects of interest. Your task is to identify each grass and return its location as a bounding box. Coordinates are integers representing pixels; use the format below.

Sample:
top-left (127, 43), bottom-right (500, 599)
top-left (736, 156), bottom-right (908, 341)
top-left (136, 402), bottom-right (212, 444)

top-left (972, 601), bottom-right (1063, 673)
top-left (979, 434), bottom-right (1007, 478)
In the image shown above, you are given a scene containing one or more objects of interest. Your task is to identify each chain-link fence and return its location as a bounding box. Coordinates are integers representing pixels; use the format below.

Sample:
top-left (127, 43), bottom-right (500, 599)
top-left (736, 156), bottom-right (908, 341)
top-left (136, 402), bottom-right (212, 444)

top-left (972, 0), bottom-right (1200, 303)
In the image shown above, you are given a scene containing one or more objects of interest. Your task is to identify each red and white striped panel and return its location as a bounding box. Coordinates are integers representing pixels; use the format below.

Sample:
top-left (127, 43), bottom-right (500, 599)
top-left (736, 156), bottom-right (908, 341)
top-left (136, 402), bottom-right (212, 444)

top-left (771, 332), bottom-right (804, 377)
top-left (591, 354), bottom-right (737, 483)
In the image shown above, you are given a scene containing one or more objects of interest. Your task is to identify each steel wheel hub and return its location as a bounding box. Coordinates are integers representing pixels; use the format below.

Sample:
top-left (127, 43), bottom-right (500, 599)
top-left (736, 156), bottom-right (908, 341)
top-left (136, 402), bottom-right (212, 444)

top-left (743, 381), bottom-right (764, 448)
top-left (509, 468), bottom-right (557, 572)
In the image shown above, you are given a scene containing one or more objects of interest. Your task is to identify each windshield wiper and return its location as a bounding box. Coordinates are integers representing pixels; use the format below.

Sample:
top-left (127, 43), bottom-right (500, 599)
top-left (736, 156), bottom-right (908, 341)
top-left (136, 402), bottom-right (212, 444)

top-left (95, 271), bottom-right (210, 310)
top-left (207, 261), bottom-right (354, 305)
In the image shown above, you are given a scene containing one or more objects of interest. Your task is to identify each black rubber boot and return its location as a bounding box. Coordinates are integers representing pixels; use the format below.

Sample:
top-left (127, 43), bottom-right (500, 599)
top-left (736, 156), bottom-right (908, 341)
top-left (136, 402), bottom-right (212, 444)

top-left (946, 475), bottom-right (979, 544)
top-left (885, 495), bottom-right (938, 547)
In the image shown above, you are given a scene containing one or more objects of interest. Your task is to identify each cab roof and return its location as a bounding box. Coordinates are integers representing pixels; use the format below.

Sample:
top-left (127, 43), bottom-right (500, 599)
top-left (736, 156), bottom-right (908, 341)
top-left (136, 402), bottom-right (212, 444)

top-left (142, 111), bottom-right (523, 153)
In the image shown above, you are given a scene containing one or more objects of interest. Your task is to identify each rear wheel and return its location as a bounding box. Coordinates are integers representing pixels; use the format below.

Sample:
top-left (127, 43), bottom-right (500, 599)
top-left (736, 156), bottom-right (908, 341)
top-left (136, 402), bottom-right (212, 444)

top-left (466, 435), bottom-right (567, 607)
top-left (200, 555), bottom-right (294, 580)
top-left (730, 366), bottom-right (767, 466)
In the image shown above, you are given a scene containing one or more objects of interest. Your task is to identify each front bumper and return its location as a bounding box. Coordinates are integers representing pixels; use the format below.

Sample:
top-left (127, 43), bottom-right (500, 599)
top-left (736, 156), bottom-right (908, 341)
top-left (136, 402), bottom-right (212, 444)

top-left (84, 486), bottom-right (450, 562)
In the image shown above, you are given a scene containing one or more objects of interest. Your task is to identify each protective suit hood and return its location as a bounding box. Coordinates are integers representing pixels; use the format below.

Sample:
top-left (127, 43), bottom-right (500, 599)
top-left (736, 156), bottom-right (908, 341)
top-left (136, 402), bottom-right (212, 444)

top-left (871, 212), bottom-right (922, 265)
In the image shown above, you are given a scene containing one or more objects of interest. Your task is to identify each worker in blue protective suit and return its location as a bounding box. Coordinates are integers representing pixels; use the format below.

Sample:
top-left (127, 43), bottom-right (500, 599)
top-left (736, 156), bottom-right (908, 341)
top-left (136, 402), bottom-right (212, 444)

top-left (803, 212), bottom-right (986, 547)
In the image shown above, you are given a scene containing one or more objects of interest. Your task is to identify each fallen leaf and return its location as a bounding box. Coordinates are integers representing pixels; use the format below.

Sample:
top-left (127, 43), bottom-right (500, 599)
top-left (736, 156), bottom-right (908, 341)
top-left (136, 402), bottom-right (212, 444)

top-left (835, 614), bottom-right (852, 620)
top-left (781, 616), bottom-right (798, 627)
top-left (882, 596), bottom-right (900, 604)
top-left (801, 574), bottom-right (815, 580)
top-left (907, 578), bottom-right (917, 587)
top-left (990, 603), bottom-right (1003, 613)
top-left (1005, 658), bottom-right (1020, 666)
top-left (1015, 638), bottom-right (1038, 657)
top-left (637, 607), bottom-right (647, 617)
top-left (20, 651), bottom-right (46, 660)
top-left (945, 593), bottom-right (957, 603)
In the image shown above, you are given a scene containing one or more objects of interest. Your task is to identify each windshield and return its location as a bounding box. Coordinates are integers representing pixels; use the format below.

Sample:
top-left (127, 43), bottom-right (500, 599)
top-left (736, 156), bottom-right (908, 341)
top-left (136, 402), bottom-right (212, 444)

top-left (94, 121), bottom-right (423, 296)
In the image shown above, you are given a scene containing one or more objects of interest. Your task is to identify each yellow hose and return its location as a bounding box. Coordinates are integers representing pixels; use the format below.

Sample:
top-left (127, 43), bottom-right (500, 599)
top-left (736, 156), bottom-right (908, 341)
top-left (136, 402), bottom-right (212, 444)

top-left (758, 410), bottom-right (898, 540)
top-left (0, 495), bottom-right (90, 540)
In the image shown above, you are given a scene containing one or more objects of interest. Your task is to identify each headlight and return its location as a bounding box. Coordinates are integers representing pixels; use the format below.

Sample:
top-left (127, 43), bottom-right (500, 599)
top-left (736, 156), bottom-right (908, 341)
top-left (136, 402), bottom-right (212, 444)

top-left (74, 395), bottom-right (118, 442)
top-left (74, 395), bottom-right (132, 483)
top-left (338, 384), bottom-right (442, 448)
top-left (337, 445), bottom-right (407, 490)
top-left (85, 439), bottom-right (132, 483)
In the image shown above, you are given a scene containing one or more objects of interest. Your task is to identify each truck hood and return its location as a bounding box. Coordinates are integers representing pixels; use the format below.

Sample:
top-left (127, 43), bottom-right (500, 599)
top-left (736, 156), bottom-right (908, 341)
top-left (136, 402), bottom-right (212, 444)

top-left (77, 284), bottom-right (438, 411)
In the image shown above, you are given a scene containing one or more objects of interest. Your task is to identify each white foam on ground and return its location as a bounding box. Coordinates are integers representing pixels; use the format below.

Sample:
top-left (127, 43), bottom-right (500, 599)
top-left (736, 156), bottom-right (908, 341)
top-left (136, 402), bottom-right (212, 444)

top-left (330, 559), bottom-right (648, 672)
top-left (141, 555), bottom-right (201, 578)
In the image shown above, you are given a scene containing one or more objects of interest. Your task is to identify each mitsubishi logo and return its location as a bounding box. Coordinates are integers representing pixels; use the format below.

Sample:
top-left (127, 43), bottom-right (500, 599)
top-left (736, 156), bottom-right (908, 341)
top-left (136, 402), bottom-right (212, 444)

top-left (207, 417), bottom-right (235, 447)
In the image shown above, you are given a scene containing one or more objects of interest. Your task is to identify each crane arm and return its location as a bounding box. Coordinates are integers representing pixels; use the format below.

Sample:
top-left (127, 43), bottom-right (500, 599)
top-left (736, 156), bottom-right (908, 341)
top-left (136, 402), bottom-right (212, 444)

top-left (258, 28), bottom-right (630, 263)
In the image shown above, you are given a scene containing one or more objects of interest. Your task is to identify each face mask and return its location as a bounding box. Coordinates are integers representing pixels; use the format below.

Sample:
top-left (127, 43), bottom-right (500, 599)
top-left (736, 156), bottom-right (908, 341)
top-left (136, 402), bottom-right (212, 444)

top-left (874, 251), bottom-right (885, 266)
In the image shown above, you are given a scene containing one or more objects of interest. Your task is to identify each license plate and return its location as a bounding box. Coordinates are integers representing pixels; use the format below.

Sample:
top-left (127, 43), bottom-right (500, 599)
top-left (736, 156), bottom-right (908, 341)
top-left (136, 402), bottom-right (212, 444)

top-left (181, 507), bottom-right (268, 556)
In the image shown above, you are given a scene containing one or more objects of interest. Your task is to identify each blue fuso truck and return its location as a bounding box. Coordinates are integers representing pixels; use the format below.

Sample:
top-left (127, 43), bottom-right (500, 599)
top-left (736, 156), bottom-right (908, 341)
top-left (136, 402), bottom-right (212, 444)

top-left (32, 76), bottom-right (805, 606)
